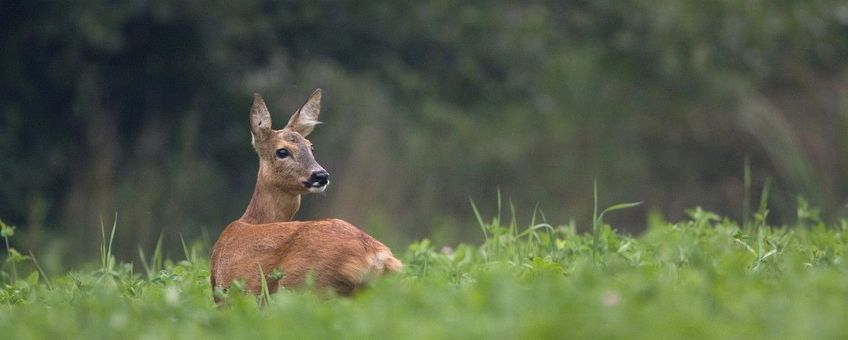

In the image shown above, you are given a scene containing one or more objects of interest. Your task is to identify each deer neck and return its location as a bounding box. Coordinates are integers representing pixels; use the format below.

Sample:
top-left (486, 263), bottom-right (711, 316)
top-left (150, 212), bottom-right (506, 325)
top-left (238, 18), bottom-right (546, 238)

top-left (239, 169), bottom-right (301, 224)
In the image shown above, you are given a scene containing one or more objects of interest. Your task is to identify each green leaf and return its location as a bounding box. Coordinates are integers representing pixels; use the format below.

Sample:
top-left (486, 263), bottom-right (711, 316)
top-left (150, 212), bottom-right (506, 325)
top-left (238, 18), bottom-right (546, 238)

top-left (26, 271), bottom-right (39, 287)
top-left (600, 202), bottom-right (644, 216)
top-left (0, 220), bottom-right (14, 238)
top-left (6, 248), bottom-right (30, 263)
top-left (269, 268), bottom-right (285, 281)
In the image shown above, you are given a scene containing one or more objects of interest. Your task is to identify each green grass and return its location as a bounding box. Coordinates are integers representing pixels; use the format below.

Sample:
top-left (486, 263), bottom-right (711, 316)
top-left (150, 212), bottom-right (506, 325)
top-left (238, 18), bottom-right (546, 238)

top-left (0, 202), bottom-right (847, 339)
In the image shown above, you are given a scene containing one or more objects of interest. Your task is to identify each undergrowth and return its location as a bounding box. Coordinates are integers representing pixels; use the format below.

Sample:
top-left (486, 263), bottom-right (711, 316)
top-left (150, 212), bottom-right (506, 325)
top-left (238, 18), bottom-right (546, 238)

top-left (0, 196), bottom-right (846, 339)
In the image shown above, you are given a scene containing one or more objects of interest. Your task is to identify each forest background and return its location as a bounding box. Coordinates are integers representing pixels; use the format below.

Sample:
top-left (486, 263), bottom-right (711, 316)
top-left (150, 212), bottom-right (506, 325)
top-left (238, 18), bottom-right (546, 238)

top-left (2, 1), bottom-right (847, 267)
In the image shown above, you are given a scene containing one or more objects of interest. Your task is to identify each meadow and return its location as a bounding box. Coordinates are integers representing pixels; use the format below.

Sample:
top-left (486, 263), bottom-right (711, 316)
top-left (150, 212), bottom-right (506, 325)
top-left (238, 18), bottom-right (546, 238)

top-left (3, 2), bottom-right (847, 339)
top-left (0, 195), bottom-right (846, 339)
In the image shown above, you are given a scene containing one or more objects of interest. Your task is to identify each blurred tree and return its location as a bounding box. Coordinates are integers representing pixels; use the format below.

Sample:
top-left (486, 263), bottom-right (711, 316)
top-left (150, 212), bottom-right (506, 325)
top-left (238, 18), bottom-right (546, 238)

top-left (1, 0), bottom-right (847, 262)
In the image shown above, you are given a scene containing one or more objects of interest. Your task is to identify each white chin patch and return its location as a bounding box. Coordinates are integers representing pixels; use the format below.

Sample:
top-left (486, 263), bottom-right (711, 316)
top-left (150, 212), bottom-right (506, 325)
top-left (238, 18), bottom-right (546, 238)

top-left (308, 183), bottom-right (328, 193)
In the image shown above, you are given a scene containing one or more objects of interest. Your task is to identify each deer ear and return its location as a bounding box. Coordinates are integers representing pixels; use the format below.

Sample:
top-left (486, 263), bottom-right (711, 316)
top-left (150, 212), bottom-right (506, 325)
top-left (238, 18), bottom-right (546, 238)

top-left (250, 93), bottom-right (273, 144)
top-left (285, 88), bottom-right (322, 137)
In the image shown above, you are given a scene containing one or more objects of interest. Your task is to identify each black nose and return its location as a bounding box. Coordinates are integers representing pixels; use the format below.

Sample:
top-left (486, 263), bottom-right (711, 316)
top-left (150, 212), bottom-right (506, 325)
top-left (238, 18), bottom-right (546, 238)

top-left (309, 170), bottom-right (329, 186)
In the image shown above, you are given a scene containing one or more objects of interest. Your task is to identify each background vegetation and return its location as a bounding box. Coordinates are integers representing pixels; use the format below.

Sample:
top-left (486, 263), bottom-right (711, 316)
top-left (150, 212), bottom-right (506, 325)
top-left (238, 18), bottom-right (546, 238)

top-left (2, 1), bottom-right (848, 267)
top-left (1, 204), bottom-right (846, 338)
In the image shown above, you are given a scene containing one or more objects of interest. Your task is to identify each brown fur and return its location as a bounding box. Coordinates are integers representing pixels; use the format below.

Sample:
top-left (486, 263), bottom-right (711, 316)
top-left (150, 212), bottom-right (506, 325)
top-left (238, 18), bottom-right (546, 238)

top-left (239, 166), bottom-right (302, 224)
top-left (210, 89), bottom-right (401, 301)
top-left (211, 219), bottom-right (402, 299)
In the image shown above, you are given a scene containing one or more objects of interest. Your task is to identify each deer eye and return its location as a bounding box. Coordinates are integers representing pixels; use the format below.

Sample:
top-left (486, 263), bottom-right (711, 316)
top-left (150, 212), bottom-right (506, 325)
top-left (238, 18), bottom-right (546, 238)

top-left (275, 148), bottom-right (290, 159)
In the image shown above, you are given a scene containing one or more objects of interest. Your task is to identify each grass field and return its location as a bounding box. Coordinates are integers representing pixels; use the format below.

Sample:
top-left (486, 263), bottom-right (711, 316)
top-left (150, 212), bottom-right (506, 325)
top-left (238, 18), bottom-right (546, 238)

top-left (1, 198), bottom-right (846, 339)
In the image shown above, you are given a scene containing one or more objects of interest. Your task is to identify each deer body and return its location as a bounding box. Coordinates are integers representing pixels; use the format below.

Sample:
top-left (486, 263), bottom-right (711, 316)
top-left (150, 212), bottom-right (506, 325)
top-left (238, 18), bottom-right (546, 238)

top-left (210, 89), bottom-right (401, 300)
top-left (211, 219), bottom-right (400, 297)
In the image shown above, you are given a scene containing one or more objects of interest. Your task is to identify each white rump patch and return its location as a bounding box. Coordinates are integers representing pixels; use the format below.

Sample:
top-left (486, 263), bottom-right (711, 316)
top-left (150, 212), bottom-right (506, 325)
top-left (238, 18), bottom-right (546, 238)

top-left (369, 252), bottom-right (390, 271)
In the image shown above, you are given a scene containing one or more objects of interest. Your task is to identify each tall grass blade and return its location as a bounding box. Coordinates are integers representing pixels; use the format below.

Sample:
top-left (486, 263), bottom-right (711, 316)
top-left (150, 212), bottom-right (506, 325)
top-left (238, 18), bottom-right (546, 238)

top-left (257, 264), bottom-right (271, 306)
top-left (139, 233), bottom-right (164, 280)
top-left (138, 246), bottom-right (150, 278)
top-left (470, 198), bottom-right (488, 243)
top-left (755, 178), bottom-right (772, 231)
top-left (593, 181), bottom-right (599, 261)
top-left (593, 181), bottom-right (642, 262)
top-left (496, 188), bottom-right (502, 226)
top-left (743, 156), bottom-right (751, 227)
top-left (99, 214), bottom-right (118, 275)
top-left (108, 213), bottom-right (117, 266)
top-left (509, 199), bottom-right (517, 233)
top-left (180, 234), bottom-right (192, 264)
top-left (99, 216), bottom-right (106, 272)
top-left (28, 250), bottom-right (52, 290)
top-left (600, 202), bottom-right (645, 216)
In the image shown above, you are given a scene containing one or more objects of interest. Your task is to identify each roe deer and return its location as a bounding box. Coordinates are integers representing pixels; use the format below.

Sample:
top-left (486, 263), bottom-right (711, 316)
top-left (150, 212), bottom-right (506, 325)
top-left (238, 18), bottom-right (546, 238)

top-left (210, 89), bottom-right (401, 301)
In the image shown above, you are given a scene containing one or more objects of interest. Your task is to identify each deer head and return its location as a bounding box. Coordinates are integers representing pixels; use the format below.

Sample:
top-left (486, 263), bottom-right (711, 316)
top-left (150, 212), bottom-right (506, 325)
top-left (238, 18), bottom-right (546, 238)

top-left (240, 89), bottom-right (329, 223)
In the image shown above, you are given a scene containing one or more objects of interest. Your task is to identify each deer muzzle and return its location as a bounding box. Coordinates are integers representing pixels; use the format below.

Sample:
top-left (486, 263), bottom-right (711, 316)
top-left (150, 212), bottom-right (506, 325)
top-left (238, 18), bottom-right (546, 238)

top-left (305, 170), bottom-right (330, 193)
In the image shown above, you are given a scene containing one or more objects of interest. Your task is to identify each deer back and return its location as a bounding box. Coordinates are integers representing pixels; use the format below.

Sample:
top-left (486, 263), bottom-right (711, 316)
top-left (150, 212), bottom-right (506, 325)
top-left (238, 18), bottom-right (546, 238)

top-left (211, 218), bottom-right (401, 299)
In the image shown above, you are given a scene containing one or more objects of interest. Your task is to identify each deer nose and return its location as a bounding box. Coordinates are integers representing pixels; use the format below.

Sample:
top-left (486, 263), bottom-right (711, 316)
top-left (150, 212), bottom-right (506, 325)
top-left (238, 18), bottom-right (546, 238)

top-left (309, 170), bottom-right (329, 187)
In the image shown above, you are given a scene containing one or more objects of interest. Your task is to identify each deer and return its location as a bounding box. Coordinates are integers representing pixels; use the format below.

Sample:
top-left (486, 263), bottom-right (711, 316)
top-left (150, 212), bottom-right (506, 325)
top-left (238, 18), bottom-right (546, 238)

top-left (210, 89), bottom-right (402, 301)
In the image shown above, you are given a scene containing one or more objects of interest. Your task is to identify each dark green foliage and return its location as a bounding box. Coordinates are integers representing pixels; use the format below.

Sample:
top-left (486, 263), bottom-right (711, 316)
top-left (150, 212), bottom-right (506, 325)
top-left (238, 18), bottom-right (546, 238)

top-left (1, 1), bottom-right (848, 259)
